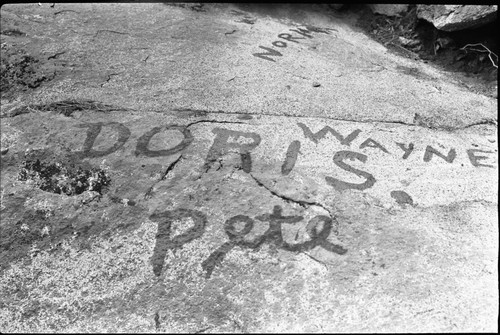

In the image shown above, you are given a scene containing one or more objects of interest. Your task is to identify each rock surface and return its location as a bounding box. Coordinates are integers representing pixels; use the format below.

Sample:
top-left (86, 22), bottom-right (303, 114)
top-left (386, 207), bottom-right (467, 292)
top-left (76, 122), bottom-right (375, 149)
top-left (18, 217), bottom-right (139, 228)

top-left (0, 3), bottom-right (498, 333)
top-left (417, 5), bottom-right (498, 31)
top-left (329, 4), bottom-right (344, 11)
top-left (369, 4), bottom-right (409, 17)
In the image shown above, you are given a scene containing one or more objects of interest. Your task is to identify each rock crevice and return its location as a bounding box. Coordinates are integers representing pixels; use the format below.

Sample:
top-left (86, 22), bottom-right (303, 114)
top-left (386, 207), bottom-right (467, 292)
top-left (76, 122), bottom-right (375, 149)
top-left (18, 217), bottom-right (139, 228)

top-left (249, 173), bottom-right (334, 219)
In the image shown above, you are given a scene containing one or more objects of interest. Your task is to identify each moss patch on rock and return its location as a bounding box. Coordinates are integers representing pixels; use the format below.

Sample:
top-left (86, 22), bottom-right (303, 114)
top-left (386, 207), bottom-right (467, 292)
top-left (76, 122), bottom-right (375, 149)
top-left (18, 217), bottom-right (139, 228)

top-left (0, 48), bottom-right (55, 98)
top-left (18, 159), bottom-right (111, 196)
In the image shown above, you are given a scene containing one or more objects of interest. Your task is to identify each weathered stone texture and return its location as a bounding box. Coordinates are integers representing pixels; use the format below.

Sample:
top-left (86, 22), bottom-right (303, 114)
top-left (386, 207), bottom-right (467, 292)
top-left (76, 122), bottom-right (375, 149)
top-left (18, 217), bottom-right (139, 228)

top-left (0, 3), bottom-right (497, 333)
top-left (417, 5), bottom-right (497, 31)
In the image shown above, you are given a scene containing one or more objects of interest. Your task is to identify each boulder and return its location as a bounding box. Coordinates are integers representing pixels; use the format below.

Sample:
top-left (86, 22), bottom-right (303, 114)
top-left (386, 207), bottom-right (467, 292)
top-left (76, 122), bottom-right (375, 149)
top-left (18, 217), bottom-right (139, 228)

top-left (369, 4), bottom-right (409, 17)
top-left (417, 5), bottom-right (497, 31)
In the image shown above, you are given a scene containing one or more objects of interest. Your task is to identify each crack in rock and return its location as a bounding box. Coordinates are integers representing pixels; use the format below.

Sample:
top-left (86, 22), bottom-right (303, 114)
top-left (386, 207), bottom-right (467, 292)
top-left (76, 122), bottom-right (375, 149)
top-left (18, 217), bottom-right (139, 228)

top-left (461, 118), bottom-right (497, 129)
top-left (301, 250), bottom-right (329, 270)
top-left (54, 10), bottom-right (78, 15)
top-left (171, 110), bottom-right (496, 131)
top-left (185, 119), bottom-right (246, 128)
top-left (160, 154), bottom-right (183, 181)
top-left (144, 154), bottom-right (183, 199)
top-left (154, 311), bottom-right (160, 330)
top-left (47, 51), bottom-right (66, 60)
top-left (100, 72), bottom-right (123, 87)
top-left (93, 29), bottom-right (130, 38)
top-left (249, 173), bottom-right (334, 218)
